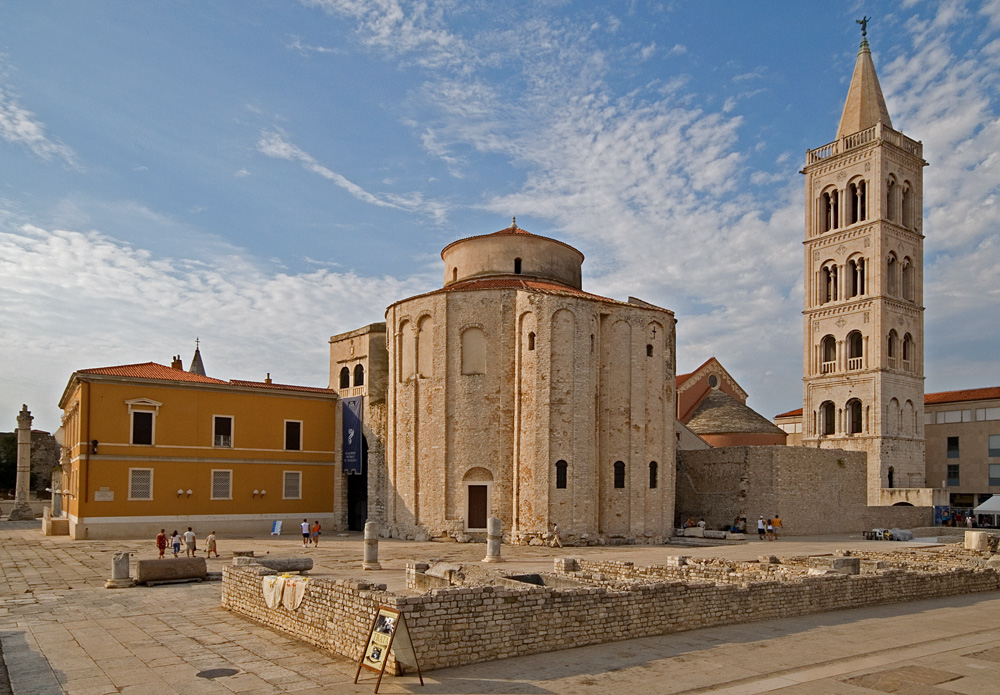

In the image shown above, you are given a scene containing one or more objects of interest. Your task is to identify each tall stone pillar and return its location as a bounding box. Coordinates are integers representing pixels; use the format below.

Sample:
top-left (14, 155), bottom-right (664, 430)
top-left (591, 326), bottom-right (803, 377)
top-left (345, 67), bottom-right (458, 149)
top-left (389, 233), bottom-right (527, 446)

top-left (8, 405), bottom-right (36, 521)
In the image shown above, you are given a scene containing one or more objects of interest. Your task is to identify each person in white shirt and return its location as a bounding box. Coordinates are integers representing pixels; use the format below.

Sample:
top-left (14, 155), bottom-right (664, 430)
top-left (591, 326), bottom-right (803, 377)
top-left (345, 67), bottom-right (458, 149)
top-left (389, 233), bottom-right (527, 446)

top-left (301, 519), bottom-right (310, 547)
top-left (182, 527), bottom-right (196, 557)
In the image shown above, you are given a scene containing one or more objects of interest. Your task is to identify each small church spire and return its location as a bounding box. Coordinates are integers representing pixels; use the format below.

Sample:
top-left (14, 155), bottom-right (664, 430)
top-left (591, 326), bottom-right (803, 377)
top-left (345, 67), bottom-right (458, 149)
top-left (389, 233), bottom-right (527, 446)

top-left (188, 338), bottom-right (206, 376)
top-left (836, 18), bottom-right (892, 140)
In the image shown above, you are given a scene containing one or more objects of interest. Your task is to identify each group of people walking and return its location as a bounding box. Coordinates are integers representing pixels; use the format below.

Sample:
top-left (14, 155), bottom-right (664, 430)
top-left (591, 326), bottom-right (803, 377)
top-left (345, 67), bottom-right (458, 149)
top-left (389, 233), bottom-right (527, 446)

top-left (155, 527), bottom-right (219, 558)
top-left (757, 515), bottom-right (782, 541)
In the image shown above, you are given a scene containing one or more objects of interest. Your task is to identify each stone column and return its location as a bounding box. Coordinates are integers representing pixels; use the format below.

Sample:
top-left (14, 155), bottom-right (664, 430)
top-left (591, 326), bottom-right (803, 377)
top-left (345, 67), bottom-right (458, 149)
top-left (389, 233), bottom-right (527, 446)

top-left (362, 521), bottom-right (381, 570)
top-left (8, 405), bottom-right (36, 521)
top-left (105, 551), bottom-right (135, 589)
top-left (483, 517), bottom-right (503, 563)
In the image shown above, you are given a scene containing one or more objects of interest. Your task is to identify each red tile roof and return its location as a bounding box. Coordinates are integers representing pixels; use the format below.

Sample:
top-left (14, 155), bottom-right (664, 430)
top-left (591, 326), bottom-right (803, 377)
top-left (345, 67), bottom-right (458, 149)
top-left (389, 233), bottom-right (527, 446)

top-left (228, 380), bottom-right (336, 395)
top-left (425, 277), bottom-right (657, 308)
top-left (924, 387), bottom-right (1000, 405)
top-left (78, 362), bottom-right (227, 384)
top-left (774, 408), bottom-right (803, 418)
top-left (77, 363), bottom-right (334, 394)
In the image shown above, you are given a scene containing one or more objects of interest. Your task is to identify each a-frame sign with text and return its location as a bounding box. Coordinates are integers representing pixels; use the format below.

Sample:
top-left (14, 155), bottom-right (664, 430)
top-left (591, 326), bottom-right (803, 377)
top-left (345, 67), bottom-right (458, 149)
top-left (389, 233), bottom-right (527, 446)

top-left (354, 605), bottom-right (424, 693)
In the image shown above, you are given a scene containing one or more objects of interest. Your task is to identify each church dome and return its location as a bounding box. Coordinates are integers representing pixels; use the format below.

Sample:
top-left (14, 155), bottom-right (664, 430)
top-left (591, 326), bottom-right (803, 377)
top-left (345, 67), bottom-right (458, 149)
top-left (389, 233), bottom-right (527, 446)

top-left (440, 218), bottom-right (584, 290)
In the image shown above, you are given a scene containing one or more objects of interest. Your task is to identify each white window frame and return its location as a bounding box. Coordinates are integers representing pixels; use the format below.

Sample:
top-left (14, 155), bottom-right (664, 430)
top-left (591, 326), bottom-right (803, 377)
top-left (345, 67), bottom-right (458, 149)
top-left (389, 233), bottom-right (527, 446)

top-left (210, 469), bottom-right (232, 500)
top-left (283, 470), bottom-right (302, 500)
top-left (284, 420), bottom-right (303, 451)
top-left (213, 415), bottom-right (234, 448)
top-left (126, 399), bottom-right (161, 446)
top-left (128, 468), bottom-right (154, 501)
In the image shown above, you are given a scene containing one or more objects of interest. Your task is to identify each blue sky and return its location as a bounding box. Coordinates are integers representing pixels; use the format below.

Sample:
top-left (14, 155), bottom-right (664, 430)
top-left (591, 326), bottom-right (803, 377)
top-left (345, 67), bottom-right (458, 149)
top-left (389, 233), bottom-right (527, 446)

top-left (1, 1), bottom-right (998, 433)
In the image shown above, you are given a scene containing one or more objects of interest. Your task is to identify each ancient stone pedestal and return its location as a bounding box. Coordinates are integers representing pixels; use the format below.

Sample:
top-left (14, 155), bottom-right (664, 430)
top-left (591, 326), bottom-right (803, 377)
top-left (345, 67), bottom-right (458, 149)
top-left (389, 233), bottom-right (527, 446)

top-left (105, 552), bottom-right (135, 589)
top-left (965, 530), bottom-right (990, 551)
top-left (483, 517), bottom-right (503, 563)
top-left (363, 521), bottom-right (381, 570)
top-left (7, 405), bottom-right (36, 521)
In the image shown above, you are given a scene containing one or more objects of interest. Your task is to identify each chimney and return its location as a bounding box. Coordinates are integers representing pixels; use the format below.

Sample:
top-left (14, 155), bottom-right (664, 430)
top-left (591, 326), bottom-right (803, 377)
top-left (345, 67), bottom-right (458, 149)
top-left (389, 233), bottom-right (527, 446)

top-left (265, 373), bottom-right (272, 385)
top-left (171, 355), bottom-right (183, 370)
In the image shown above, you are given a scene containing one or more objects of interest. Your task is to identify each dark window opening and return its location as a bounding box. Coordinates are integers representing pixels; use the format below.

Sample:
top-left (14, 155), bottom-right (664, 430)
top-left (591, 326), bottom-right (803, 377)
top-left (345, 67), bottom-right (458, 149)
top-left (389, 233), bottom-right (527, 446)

top-left (646, 344), bottom-right (653, 357)
top-left (132, 411), bottom-right (153, 445)
top-left (820, 401), bottom-right (836, 436)
top-left (947, 464), bottom-right (960, 487)
top-left (648, 461), bottom-right (658, 489)
top-left (528, 332), bottom-right (535, 351)
top-left (947, 436), bottom-right (960, 459)
top-left (339, 366), bottom-right (350, 389)
top-left (514, 257), bottom-right (522, 275)
top-left (214, 416), bottom-right (232, 447)
top-left (613, 461), bottom-right (625, 489)
top-left (354, 363), bottom-right (365, 387)
top-left (285, 421), bottom-right (301, 451)
top-left (555, 460), bottom-right (567, 489)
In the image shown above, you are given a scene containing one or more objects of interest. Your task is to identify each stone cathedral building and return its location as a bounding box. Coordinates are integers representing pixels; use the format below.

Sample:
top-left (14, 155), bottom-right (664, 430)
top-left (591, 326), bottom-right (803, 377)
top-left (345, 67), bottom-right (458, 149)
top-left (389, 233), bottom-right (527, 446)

top-left (332, 221), bottom-right (677, 544)
top-left (799, 32), bottom-right (937, 506)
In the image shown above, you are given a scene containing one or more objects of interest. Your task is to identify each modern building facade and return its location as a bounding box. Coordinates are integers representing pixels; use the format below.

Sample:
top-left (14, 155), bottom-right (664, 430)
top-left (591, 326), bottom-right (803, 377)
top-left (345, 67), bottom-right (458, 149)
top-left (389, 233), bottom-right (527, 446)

top-left (56, 357), bottom-right (339, 539)
top-left (800, 32), bottom-right (931, 504)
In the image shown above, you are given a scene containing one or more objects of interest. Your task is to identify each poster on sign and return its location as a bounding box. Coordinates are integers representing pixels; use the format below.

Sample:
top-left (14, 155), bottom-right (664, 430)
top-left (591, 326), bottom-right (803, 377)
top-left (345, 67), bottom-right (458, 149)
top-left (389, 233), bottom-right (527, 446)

top-left (354, 606), bottom-right (423, 693)
top-left (342, 396), bottom-right (364, 474)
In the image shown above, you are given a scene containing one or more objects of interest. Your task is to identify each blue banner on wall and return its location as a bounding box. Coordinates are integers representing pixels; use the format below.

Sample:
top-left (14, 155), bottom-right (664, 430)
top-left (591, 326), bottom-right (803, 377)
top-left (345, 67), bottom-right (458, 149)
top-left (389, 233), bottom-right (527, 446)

top-left (342, 396), bottom-right (364, 474)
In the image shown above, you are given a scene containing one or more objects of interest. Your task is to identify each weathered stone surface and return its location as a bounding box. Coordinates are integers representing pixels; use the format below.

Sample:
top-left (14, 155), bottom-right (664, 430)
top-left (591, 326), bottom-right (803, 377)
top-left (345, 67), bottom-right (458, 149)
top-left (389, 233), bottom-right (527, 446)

top-left (253, 557), bottom-right (314, 572)
top-left (136, 557), bottom-right (207, 584)
top-left (965, 531), bottom-right (990, 552)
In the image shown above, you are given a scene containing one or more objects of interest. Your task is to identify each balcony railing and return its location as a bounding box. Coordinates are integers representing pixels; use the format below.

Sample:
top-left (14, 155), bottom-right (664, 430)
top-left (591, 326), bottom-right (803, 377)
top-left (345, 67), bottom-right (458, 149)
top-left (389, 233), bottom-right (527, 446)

top-left (821, 361), bottom-right (836, 374)
top-left (806, 123), bottom-right (923, 165)
top-left (887, 357), bottom-right (898, 369)
top-left (847, 357), bottom-right (863, 370)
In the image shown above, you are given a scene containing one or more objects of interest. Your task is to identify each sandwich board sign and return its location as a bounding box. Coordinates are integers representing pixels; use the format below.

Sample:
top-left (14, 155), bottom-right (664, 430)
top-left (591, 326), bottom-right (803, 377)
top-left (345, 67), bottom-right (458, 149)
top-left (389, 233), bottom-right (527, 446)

top-left (354, 606), bottom-right (423, 693)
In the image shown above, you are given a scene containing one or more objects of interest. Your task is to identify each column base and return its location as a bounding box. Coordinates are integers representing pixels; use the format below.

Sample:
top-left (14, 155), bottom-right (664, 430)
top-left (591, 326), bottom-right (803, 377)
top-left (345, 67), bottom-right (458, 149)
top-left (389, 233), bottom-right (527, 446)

top-left (362, 562), bottom-right (382, 570)
top-left (7, 503), bottom-right (36, 521)
top-left (104, 578), bottom-right (135, 589)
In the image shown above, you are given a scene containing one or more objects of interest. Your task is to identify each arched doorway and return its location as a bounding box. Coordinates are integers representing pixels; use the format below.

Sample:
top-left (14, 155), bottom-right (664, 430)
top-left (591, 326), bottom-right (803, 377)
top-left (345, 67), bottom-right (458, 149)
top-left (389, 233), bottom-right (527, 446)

top-left (347, 435), bottom-right (368, 531)
top-left (463, 467), bottom-right (493, 531)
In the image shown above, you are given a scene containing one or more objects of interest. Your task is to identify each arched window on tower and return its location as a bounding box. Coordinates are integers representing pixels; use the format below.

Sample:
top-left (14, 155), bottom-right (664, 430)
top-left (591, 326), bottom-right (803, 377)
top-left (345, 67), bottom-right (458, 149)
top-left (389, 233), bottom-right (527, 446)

top-left (887, 329), bottom-right (899, 369)
top-left (821, 335), bottom-right (837, 374)
top-left (353, 364), bottom-right (365, 387)
top-left (886, 253), bottom-right (899, 296)
top-left (821, 190), bottom-right (840, 232)
top-left (902, 257), bottom-right (914, 302)
top-left (820, 401), bottom-right (836, 436)
top-left (847, 331), bottom-right (864, 370)
top-left (848, 257), bottom-right (865, 297)
top-left (339, 366), bottom-right (350, 389)
top-left (649, 461), bottom-right (658, 489)
top-left (902, 333), bottom-right (914, 371)
top-left (820, 262), bottom-right (838, 304)
top-left (901, 183), bottom-right (913, 229)
top-left (847, 399), bottom-right (863, 434)
top-left (613, 461), bottom-right (626, 489)
top-left (555, 460), bottom-right (568, 489)
top-left (514, 257), bottom-right (522, 275)
top-left (886, 176), bottom-right (898, 222)
top-left (849, 180), bottom-right (866, 224)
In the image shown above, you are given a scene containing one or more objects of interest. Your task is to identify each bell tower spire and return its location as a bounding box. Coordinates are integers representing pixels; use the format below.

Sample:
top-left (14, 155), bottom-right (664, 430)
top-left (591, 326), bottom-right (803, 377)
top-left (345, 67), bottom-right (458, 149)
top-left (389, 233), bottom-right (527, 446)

top-left (801, 24), bottom-right (929, 505)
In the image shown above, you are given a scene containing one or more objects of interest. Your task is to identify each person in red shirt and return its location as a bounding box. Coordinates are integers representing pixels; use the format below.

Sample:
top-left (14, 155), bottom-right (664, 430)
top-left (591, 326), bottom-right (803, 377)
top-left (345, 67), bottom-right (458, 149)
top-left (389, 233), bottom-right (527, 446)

top-left (155, 529), bottom-right (167, 559)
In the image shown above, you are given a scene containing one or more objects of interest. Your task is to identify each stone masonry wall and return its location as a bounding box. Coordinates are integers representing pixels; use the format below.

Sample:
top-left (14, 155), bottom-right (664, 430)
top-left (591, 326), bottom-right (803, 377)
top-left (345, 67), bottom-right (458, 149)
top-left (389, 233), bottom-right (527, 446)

top-left (223, 556), bottom-right (999, 673)
top-left (677, 446), bottom-right (932, 534)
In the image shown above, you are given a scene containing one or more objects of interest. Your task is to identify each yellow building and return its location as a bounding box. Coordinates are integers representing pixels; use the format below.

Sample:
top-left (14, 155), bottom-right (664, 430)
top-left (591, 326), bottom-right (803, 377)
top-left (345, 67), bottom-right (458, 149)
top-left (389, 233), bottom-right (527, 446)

top-left (57, 357), bottom-right (339, 539)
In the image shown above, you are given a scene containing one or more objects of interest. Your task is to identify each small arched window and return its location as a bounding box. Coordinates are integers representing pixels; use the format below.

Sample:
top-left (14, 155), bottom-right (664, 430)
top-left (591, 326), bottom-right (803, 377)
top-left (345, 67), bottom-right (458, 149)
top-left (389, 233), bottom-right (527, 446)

top-left (886, 253), bottom-right (899, 296)
top-left (901, 257), bottom-right (914, 301)
top-left (886, 176), bottom-right (898, 222)
top-left (848, 257), bottom-right (865, 297)
top-left (353, 364), bottom-right (365, 387)
top-left (820, 262), bottom-right (838, 303)
top-left (820, 401), bottom-right (836, 436)
top-left (648, 461), bottom-right (658, 489)
top-left (514, 257), bottom-right (522, 275)
top-left (555, 460), bottom-right (568, 489)
top-left (849, 180), bottom-right (866, 223)
top-left (847, 399), bottom-right (863, 434)
top-left (646, 344), bottom-right (653, 357)
top-left (339, 366), bottom-right (350, 389)
top-left (847, 331), bottom-right (863, 370)
top-left (613, 461), bottom-right (625, 489)
top-left (527, 332), bottom-right (535, 351)
top-left (902, 333), bottom-right (914, 367)
top-left (821, 335), bottom-right (837, 373)
top-left (901, 183), bottom-right (913, 228)
top-left (820, 190), bottom-right (839, 232)
top-left (452, 267), bottom-right (458, 283)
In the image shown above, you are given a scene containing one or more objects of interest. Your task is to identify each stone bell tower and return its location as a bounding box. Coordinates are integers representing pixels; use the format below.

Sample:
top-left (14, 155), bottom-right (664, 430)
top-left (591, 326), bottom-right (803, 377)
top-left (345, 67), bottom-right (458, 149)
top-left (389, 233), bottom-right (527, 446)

top-left (801, 22), bottom-right (928, 504)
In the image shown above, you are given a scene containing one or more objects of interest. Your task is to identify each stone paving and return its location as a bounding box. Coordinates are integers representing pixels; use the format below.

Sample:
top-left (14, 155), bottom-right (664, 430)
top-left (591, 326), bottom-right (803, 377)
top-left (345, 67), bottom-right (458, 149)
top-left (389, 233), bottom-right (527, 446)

top-left (1, 521), bottom-right (1000, 694)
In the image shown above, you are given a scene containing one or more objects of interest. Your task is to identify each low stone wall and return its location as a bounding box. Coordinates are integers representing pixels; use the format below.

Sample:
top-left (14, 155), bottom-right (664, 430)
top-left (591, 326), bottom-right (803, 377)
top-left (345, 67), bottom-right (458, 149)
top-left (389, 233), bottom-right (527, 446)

top-left (222, 552), bottom-right (1000, 672)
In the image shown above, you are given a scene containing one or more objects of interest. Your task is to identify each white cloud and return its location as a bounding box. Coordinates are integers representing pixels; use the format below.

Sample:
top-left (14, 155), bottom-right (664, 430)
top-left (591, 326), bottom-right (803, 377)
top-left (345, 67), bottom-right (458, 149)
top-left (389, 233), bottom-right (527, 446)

top-left (0, 81), bottom-right (80, 169)
top-left (257, 128), bottom-right (449, 222)
top-left (0, 220), bottom-right (435, 431)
